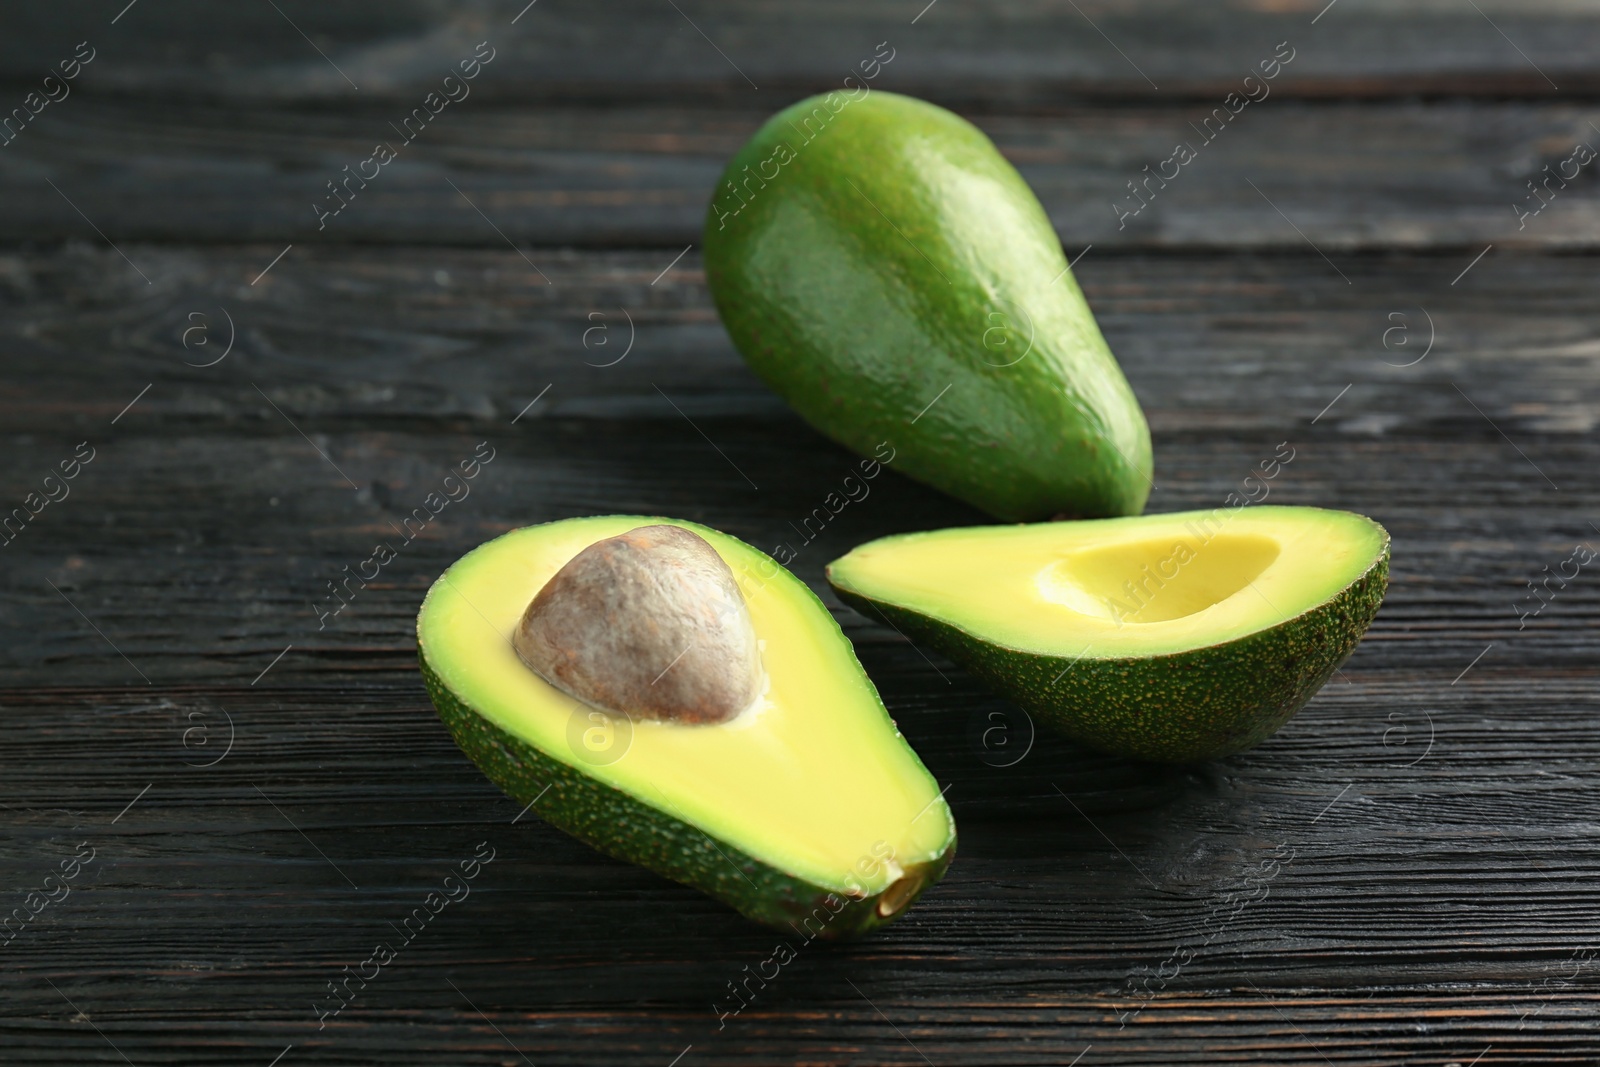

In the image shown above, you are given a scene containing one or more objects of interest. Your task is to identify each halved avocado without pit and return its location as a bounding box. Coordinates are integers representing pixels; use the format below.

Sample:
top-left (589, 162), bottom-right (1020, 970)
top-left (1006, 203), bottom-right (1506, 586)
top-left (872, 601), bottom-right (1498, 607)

top-left (826, 506), bottom-right (1389, 763)
top-left (418, 515), bottom-right (956, 937)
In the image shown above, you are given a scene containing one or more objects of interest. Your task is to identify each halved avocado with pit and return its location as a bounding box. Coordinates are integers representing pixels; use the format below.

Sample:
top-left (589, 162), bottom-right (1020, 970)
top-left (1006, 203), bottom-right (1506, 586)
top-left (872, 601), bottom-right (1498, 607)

top-left (826, 506), bottom-right (1389, 763)
top-left (418, 515), bottom-right (956, 937)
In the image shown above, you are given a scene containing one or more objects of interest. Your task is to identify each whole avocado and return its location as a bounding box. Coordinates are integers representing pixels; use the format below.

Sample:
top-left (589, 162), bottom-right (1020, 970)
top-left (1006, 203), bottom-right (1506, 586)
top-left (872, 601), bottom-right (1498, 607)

top-left (704, 90), bottom-right (1151, 521)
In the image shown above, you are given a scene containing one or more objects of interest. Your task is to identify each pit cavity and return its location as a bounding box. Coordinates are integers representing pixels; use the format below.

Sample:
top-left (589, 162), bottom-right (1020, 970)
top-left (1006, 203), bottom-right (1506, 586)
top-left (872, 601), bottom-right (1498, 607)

top-left (1035, 532), bottom-right (1281, 624)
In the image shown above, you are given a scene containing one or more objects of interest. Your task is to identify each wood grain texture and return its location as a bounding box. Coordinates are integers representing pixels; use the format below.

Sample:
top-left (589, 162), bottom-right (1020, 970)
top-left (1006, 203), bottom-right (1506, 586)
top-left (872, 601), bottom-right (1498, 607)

top-left (7, 0), bottom-right (1600, 103)
top-left (3, 1), bottom-right (1600, 1061)
top-left (0, 246), bottom-right (1593, 686)
top-left (4, 100), bottom-right (1600, 247)
top-left (1, 245), bottom-right (1597, 1063)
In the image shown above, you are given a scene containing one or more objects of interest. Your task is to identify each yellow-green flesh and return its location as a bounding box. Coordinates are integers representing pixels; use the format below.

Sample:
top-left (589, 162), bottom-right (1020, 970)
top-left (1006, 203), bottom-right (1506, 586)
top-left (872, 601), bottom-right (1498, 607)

top-left (418, 516), bottom-right (952, 895)
top-left (828, 507), bottom-right (1386, 656)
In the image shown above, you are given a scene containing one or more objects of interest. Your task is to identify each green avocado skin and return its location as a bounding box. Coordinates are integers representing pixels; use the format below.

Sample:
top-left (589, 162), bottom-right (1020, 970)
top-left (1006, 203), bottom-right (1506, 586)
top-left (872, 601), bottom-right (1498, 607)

top-left (420, 651), bottom-right (952, 940)
top-left (828, 544), bottom-right (1389, 764)
top-left (704, 91), bottom-right (1151, 522)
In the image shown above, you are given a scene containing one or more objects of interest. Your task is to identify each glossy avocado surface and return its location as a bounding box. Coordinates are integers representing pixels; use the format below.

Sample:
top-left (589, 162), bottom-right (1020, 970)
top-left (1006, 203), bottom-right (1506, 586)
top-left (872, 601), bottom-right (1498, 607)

top-left (705, 90), bottom-right (1152, 522)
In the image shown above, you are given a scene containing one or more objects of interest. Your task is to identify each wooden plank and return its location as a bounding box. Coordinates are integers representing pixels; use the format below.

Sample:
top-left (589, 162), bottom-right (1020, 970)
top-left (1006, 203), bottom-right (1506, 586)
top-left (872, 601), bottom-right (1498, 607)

top-left (5, 100), bottom-right (1599, 247)
top-left (1, 244), bottom-right (1594, 435)
top-left (0, 672), bottom-right (1598, 1064)
top-left (0, 997), bottom-right (1590, 1065)
top-left (7, 0), bottom-right (1600, 104)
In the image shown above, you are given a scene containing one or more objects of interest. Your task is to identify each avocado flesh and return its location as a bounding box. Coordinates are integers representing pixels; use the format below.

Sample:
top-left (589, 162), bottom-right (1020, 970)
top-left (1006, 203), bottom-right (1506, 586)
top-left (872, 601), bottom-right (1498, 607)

top-left (704, 90), bottom-right (1151, 522)
top-left (826, 507), bottom-right (1389, 763)
top-left (418, 515), bottom-right (955, 936)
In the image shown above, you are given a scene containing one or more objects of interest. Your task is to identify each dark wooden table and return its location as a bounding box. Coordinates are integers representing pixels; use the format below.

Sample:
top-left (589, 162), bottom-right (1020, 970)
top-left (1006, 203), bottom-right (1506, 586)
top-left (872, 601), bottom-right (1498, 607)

top-left (3, 2), bottom-right (1599, 1063)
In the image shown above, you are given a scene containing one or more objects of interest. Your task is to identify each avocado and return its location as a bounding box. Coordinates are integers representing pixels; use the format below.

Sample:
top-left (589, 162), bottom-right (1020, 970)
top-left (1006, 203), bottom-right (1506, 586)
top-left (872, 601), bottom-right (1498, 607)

top-left (704, 90), bottom-right (1152, 522)
top-left (826, 506), bottom-right (1389, 762)
top-left (418, 515), bottom-right (956, 936)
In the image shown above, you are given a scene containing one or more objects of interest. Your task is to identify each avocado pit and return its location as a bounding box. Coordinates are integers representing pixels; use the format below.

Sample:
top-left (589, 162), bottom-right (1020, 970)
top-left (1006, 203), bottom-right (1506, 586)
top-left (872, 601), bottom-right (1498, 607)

top-left (513, 524), bottom-right (763, 725)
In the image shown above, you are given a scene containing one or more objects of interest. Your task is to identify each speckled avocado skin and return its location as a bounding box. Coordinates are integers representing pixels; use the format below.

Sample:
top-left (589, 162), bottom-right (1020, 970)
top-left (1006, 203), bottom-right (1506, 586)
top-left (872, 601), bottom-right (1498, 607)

top-left (704, 90), bottom-right (1151, 522)
top-left (827, 542), bottom-right (1389, 763)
